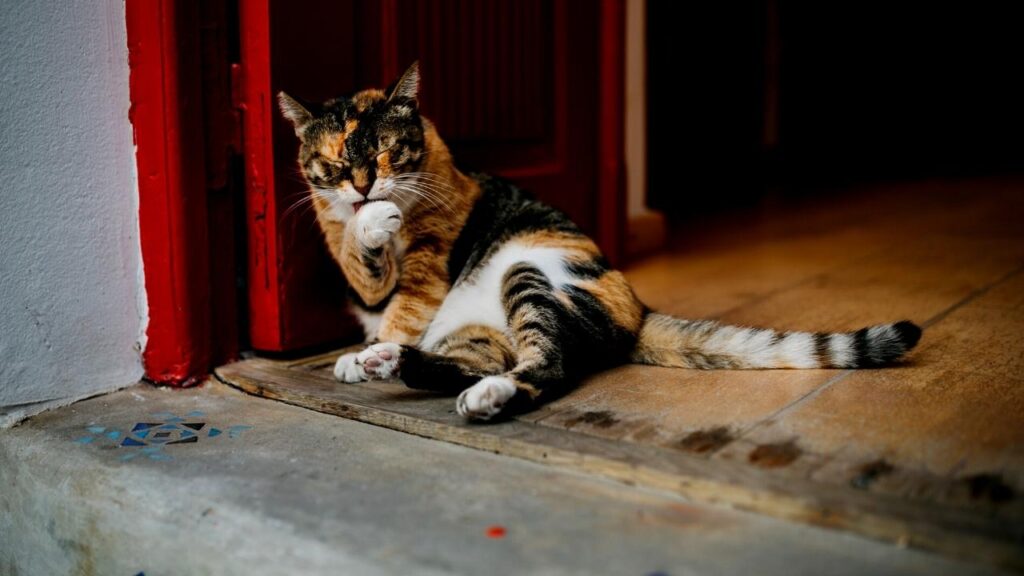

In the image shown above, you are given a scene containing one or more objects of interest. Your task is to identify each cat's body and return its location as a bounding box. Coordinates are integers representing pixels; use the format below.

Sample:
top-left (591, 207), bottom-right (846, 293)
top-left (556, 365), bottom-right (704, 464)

top-left (279, 63), bottom-right (921, 420)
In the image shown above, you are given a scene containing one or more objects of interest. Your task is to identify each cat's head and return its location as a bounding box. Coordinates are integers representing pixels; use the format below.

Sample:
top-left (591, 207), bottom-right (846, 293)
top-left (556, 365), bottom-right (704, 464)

top-left (278, 62), bottom-right (428, 218)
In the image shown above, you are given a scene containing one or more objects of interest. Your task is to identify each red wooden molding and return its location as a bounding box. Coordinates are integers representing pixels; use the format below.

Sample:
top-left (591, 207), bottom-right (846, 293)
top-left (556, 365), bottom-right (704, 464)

top-left (597, 0), bottom-right (627, 266)
top-left (236, 0), bottom-right (284, 351)
top-left (127, 0), bottom-right (212, 386)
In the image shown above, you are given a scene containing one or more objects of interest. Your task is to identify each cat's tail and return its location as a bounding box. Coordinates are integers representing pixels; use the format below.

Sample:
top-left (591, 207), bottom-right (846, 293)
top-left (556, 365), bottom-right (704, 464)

top-left (630, 313), bottom-right (921, 369)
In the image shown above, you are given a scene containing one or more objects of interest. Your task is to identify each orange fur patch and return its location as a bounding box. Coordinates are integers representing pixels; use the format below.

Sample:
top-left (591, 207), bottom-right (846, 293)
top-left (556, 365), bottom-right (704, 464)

top-left (516, 381), bottom-right (541, 399)
top-left (575, 271), bottom-right (645, 333)
top-left (435, 325), bottom-right (516, 374)
top-left (353, 89), bottom-right (385, 112)
top-left (341, 238), bottom-right (398, 307)
top-left (320, 134), bottom-right (345, 160)
top-left (376, 150), bottom-right (392, 177)
top-left (516, 230), bottom-right (602, 257)
top-left (352, 167), bottom-right (371, 189)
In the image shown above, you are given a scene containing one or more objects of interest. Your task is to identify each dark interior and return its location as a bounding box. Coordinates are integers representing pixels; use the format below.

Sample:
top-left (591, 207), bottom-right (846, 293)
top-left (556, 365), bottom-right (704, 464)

top-left (647, 2), bottom-right (1024, 216)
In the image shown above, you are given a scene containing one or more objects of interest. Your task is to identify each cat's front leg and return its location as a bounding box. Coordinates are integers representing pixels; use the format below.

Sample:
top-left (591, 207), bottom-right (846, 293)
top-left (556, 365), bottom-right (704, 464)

top-left (375, 237), bottom-right (451, 345)
top-left (338, 230), bottom-right (450, 382)
top-left (334, 202), bottom-right (404, 383)
top-left (340, 202), bottom-right (402, 308)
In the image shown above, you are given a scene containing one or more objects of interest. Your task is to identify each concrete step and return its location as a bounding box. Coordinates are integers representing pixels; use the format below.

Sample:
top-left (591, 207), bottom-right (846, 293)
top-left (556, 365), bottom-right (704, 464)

top-left (0, 382), bottom-right (1005, 576)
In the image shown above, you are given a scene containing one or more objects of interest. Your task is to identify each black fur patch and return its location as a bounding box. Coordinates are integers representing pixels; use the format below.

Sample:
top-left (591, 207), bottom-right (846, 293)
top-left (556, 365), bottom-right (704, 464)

top-left (893, 320), bottom-right (922, 349)
top-left (361, 246), bottom-right (385, 278)
top-left (398, 347), bottom-right (484, 393)
top-left (447, 174), bottom-right (584, 285)
top-left (852, 327), bottom-right (872, 366)
top-left (814, 332), bottom-right (832, 365)
top-left (566, 257), bottom-right (610, 279)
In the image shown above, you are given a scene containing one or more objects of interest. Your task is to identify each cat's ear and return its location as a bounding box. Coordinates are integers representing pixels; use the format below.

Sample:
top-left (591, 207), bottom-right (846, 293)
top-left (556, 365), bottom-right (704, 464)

top-left (387, 61), bottom-right (420, 104)
top-left (278, 92), bottom-right (313, 137)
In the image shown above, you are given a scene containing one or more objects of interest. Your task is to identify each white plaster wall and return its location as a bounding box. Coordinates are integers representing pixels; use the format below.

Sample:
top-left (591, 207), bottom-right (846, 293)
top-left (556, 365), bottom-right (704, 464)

top-left (0, 0), bottom-right (145, 425)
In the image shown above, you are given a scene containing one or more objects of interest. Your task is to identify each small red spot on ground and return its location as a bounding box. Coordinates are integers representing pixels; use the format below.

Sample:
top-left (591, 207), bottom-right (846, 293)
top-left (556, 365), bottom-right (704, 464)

top-left (485, 525), bottom-right (507, 539)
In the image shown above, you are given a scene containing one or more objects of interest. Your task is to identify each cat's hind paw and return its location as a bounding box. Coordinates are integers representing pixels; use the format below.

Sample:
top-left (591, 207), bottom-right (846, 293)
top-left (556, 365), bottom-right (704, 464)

top-left (456, 376), bottom-right (517, 421)
top-left (356, 342), bottom-right (402, 380)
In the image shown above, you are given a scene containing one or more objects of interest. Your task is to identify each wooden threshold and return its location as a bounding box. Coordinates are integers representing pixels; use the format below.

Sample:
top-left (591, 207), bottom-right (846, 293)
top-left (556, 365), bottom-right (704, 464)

top-left (217, 177), bottom-right (1024, 571)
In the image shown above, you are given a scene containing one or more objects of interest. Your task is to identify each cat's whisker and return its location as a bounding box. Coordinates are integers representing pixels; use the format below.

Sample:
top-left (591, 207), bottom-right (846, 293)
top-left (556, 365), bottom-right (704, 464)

top-left (401, 179), bottom-right (455, 192)
top-left (391, 185), bottom-right (453, 206)
top-left (393, 172), bottom-right (455, 189)
top-left (393, 184), bottom-right (455, 213)
top-left (392, 177), bottom-right (456, 197)
top-left (398, 177), bottom-right (453, 191)
top-left (398, 181), bottom-right (456, 207)
top-left (394, 186), bottom-right (447, 212)
top-left (282, 189), bottom-right (338, 218)
top-left (282, 195), bottom-right (316, 218)
top-left (393, 171), bottom-right (449, 181)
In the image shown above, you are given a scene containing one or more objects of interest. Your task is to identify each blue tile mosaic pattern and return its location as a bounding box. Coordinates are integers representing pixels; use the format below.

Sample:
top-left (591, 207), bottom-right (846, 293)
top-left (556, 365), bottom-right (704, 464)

top-left (72, 411), bottom-right (253, 462)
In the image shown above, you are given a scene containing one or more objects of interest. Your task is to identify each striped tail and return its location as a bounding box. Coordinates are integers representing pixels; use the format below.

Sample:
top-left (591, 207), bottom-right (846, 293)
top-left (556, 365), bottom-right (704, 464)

top-left (630, 313), bottom-right (922, 369)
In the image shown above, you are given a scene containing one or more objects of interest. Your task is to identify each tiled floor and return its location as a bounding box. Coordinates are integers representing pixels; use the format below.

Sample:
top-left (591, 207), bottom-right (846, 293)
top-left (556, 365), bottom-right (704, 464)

top-left (612, 177), bottom-right (1024, 482)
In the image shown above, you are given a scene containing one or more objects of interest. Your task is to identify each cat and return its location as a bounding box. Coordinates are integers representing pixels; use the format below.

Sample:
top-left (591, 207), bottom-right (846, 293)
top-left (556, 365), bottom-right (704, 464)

top-left (278, 62), bottom-right (921, 421)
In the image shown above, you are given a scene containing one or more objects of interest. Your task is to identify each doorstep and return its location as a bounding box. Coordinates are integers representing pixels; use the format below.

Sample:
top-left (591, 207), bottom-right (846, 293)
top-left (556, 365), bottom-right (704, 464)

top-left (0, 381), bottom-right (1002, 576)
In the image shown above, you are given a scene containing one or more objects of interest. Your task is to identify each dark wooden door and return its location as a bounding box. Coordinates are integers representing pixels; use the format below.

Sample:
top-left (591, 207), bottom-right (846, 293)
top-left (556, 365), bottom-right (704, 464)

top-left (240, 0), bottom-right (624, 352)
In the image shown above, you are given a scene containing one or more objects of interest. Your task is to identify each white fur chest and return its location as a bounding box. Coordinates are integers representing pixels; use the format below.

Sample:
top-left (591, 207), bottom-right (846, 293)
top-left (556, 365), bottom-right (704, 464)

top-left (419, 242), bottom-right (572, 351)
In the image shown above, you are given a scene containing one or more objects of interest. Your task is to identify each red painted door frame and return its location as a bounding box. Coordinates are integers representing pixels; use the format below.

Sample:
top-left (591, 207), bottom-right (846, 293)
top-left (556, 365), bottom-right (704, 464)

top-left (127, 0), bottom-right (212, 386)
top-left (597, 0), bottom-right (627, 264)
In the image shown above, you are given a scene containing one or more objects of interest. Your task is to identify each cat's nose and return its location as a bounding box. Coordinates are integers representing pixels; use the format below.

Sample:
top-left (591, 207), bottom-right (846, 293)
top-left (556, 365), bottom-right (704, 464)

top-left (353, 183), bottom-right (371, 196)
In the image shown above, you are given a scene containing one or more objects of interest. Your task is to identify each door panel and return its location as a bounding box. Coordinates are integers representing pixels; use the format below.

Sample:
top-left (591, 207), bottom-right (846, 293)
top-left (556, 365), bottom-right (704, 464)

top-left (394, 0), bottom-right (600, 232)
top-left (240, 0), bottom-right (622, 351)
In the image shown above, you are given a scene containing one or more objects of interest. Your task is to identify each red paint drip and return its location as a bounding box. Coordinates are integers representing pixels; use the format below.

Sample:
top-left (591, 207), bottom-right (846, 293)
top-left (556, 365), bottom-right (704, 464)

top-left (485, 525), bottom-right (506, 539)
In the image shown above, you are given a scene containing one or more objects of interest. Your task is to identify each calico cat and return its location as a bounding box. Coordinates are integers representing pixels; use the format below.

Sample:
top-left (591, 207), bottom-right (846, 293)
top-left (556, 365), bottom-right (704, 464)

top-left (278, 62), bottom-right (921, 421)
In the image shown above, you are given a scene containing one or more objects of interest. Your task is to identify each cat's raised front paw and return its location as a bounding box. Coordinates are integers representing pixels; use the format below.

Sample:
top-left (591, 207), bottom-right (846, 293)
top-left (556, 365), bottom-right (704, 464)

top-left (356, 342), bottom-right (402, 380)
top-left (333, 352), bottom-right (367, 383)
top-left (456, 376), bottom-right (517, 421)
top-left (356, 201), bottom-right (402, 249)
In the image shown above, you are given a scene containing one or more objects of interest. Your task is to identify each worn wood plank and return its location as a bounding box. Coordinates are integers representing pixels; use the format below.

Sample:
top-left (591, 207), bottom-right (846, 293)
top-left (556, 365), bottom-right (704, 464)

top-left (532, 366), bottom-right (835, 445)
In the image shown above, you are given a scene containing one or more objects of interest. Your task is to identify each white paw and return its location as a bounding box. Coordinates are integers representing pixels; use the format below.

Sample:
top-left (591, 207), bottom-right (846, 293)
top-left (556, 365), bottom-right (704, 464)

top-left (456, 376), bottom-right (517, 421)
top-left (356, 201), bottom-right (402, 249)
top-left (333, 352), bottom-right (366, 383)
top-left (356, 342), bottom-right (402, 380)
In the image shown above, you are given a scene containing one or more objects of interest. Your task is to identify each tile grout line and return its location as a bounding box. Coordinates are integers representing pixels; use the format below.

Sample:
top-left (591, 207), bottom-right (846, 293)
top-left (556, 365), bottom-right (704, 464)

top-left (919, 263), bottom-right (1024, 329)
top-left (732, 261), bottom-right (1024, 444)
top-left (735, 369), bottom-right (855, 439)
